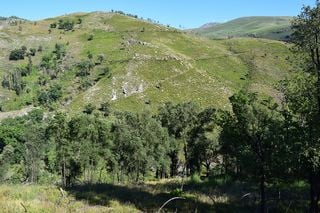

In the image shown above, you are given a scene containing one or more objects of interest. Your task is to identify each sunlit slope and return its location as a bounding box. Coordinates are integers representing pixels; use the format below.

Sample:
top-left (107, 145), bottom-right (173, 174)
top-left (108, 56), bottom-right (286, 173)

top-left (191, 16), bottom-right (292, 41)
top-left (0, 12), bottom-right (292, 113)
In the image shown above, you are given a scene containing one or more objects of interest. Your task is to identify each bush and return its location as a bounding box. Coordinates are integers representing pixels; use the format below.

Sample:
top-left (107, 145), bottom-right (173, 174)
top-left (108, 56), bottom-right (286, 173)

top-left (87, 34), bottom-right (94, 41)
top-left (58, 19), bottom-right (74, 31)
top-left (190, 173), bottom-right (202, 184)
top-left (83, 103), bottom-right (96, 114)
top-left (38, 84), bottom-right (63, 105)
top-left (38, 45), bottom-right (43, 52)
top-left (29, 48), bottom-right (37, 56)
top-left (9, 49), bottom-right (25, 60)
top-left (50, 22), bottom-right (57, 28)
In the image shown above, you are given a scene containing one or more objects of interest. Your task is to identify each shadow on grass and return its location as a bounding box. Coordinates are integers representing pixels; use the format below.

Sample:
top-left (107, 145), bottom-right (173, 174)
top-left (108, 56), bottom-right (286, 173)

top-left (68, 183), bottom-right (215, 212)
top-left (67, 181), bottom-right (309, 212)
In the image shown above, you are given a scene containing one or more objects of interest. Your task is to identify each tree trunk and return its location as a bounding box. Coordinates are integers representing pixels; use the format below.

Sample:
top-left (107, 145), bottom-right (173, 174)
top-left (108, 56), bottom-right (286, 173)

top-left (170, 151), bottom-right (179, 177)
top-left (205, 163), bottom-right (210, 177)
top-left (309, 172), bottom-right (320, 213)
top-left (62, 156), bottom-right (66, 188)
top-left (260, 173), bottom-right (266, 213)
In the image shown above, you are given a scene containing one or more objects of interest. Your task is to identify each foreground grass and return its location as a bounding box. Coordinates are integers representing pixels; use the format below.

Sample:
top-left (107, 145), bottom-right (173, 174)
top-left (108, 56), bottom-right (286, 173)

top-left (0, 179), bottom-right (310, 212)
top-left (0, 184), bottom-right (138, 213)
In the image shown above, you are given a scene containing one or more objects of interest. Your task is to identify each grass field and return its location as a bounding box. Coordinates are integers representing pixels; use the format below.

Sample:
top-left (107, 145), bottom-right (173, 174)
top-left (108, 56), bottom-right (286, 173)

top-left (0, 178), bottom-right (309, 213)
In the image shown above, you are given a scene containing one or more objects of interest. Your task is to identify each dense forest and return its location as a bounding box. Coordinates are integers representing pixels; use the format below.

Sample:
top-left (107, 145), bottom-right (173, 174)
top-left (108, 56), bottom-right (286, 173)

top-left (2, 2), bottom-right (320, 213)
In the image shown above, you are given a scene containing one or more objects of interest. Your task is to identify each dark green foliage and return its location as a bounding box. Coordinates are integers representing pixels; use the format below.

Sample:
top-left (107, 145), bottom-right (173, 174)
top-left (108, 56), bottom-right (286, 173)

top-left (53, 43), bottom-right (66, 60)
top-left (219, 91), bottom-right (284, 212)
top-left (87, 34), bottom-right (94, 41)
top-left (111, 112), bottom-right (170, 182)
top-left (187, 107), bottom-right (218, 175)
top-left (50, 22), bottom-right (57, 28)
top-left (57, 19), bottom-right (74, 31)
top-left (83, 103), bottom-right (96, 114)
top-left (29, 48), bottom-right (37, 56)
top-left (77, 18), bottom-right (82, 25)
top-left (158, 102), bottom-right (198, 177)
top-left (39, 44), bottom-right (67, 79)
top-left (9, 48), bottom-right (25, 60)
top-left (79, 78), bottom-right (93, 91)
top-left (76, 60), bottom-right (94, 77)
top-left (99, 102), bottom-right (111, 117)
top-left (289, 2), bottom-right (320, 212)
top-left (38, 84), bottom-right (63, 105)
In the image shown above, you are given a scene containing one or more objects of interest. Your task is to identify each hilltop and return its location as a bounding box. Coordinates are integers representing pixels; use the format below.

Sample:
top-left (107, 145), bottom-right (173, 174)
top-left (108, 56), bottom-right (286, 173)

top-left (0, 12), bottom-right (293, 114)
top-left (190, 16), bottom-right (292, 41)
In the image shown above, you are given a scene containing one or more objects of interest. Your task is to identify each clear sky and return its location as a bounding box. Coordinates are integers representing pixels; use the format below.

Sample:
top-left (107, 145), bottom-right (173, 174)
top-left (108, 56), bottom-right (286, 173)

top-left (0, 0), bottom-right (316, 28)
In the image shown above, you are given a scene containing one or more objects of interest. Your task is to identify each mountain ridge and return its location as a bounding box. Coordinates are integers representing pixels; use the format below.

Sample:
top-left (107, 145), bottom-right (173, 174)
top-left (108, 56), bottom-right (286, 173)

top-left (189, 16), bottom-right (292, 41)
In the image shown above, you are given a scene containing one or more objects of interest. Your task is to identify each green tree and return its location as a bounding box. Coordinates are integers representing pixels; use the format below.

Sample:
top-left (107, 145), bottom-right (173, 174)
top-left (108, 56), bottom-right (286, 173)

top-left (23, 124), bottom-right (46, 183)
top-left (220, 91), bottom-right (284, 213)
top-left (279, 72), bottom-right (320, 213)
top-left (99, 102), bottom-right (111, 117)
top-left (186, 107), bottom-right (218, 175)
top-left (290, 3), bottom-right (320, 212)
top-left (9, 49), bottom-right (25, 60)
top-left (158, 102), bottom-right (198, 177)
top-left (47, 113), bottom-right (74, 187)
top-left (111, 112), bottom-right (170, 182)
top-left (83, 103), bottom-right (96, 115)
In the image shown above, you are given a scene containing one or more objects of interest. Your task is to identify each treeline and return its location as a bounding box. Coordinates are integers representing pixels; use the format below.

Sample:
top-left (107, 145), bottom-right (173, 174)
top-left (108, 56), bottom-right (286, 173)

top-left (0, 81), bottom-right (318, 211)
top-left (0, 102), bottom-right (218, 187)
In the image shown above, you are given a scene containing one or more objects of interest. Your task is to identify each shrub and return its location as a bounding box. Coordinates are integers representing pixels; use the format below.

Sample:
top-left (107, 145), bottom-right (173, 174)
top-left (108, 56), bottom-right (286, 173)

top-left (9, 49), bottom-right (25, 60)
top-left (87, 34), bottom-right (94, 41)
top-left (58, 19), bottom-right (74, 31)
top-left (50, 22), bottom-right (57, 28)
top-left (190, 173), bottom-right (202, 185)
top-left (29, 48), bottom-right (37, 56)
top-left (83, 103), bottom-right (96, 114)
top-left (38, 45), bottom-right (43, 52)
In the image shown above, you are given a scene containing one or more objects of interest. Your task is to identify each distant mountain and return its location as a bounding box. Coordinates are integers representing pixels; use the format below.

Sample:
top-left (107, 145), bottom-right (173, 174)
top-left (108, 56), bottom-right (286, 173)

top-left (190, 16), bottom-right (292, 41)
top-left (199, 22), bottom-right (221, 29)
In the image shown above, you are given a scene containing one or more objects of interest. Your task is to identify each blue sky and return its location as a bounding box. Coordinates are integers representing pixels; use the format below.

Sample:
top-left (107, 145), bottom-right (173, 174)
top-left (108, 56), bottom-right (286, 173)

top-left (0, 0), bottom-right (316, 28)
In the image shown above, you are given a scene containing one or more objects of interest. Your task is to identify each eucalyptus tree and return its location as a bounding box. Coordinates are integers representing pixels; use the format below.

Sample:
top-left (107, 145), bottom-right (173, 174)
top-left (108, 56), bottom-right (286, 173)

top-left (111, 112), bottom-right (170, 182)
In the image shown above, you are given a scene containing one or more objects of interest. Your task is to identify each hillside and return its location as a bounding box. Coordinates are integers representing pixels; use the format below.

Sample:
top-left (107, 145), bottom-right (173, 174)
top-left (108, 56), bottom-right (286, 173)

top-left (190, 16), bottom-right (292, 41)
top-left (0, 12), bottom-right (293, 114)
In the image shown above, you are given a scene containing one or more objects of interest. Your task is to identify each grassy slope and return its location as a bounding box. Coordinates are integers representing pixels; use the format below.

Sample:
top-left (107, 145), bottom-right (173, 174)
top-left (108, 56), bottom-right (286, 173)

top-left (0, 13), bottom-right (293, 113)
top-left (191, 16), bottom-right (292, 40)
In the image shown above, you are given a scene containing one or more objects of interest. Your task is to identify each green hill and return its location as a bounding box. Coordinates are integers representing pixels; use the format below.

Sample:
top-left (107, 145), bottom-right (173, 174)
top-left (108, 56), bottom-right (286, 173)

top-left (0, 12), bottom-right (293, 115)
top-left (190, 16), bottom-right (292, 41)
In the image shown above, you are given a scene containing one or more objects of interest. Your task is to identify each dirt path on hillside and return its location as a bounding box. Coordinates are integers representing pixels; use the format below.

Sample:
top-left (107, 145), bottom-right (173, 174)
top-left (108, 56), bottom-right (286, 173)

top-left (0, 106), bottom-right (36, 120)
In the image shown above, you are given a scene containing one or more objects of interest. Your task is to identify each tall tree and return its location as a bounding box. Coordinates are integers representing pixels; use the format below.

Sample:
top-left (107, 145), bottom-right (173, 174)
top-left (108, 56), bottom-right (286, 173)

top-left (220, 91), bottom-right (284, 213)
top-left (111, 112), bottom-right (170, 182)
top-left (47, 113), bottom-right (75, 187)
top-left (279, 73), bottom-right (320, 213)
top-left (186, 107), bottom-right (218, 175)
top-left (158, 102), bottom-right (198, 177)
top-left (291, 2), bottom-right (320, 212)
